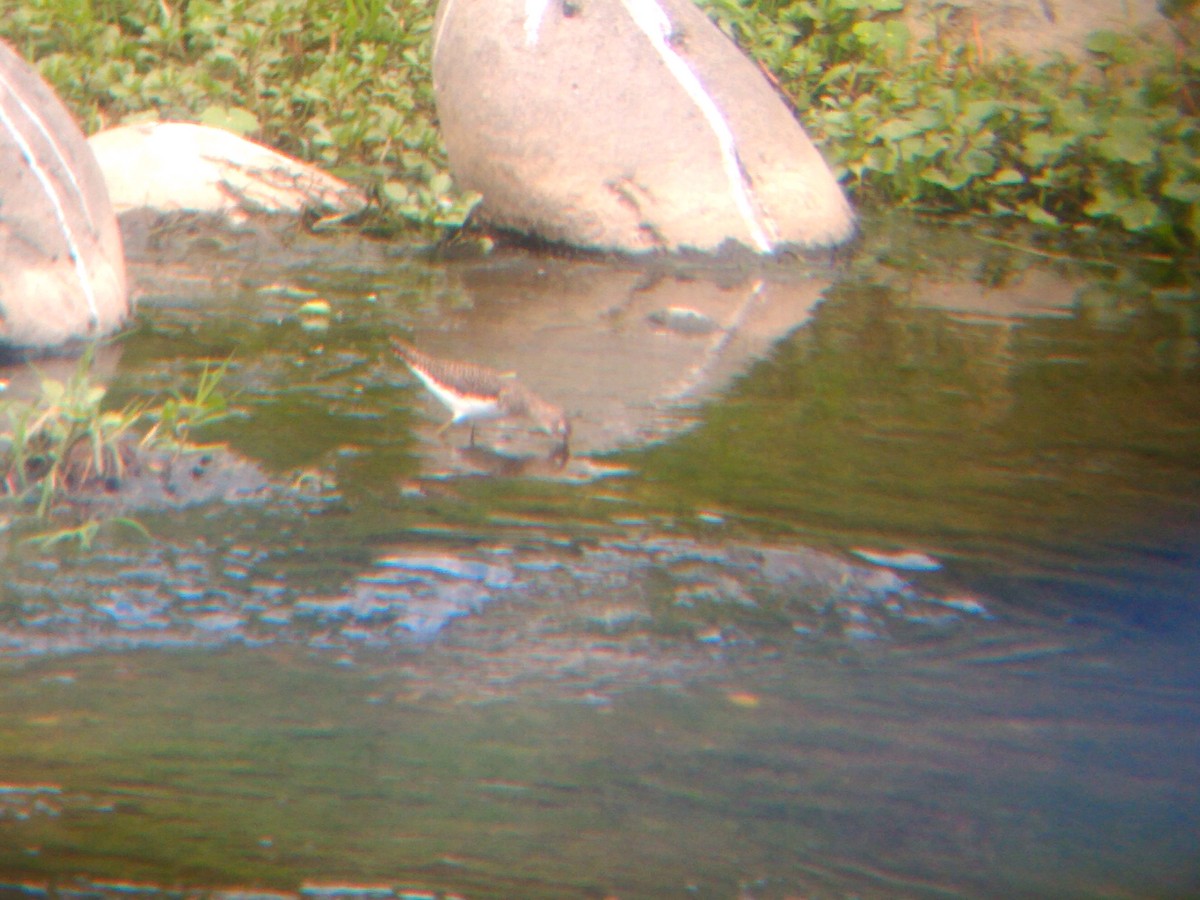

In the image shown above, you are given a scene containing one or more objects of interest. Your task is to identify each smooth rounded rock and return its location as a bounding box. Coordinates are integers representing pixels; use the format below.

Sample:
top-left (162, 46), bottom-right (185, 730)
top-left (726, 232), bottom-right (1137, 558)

top-left (432, 0), bottom-right (855, 255)
top-left (88, 121), bottom-right (368, 221)
top-left (0, 39), bottom-right (129, 352)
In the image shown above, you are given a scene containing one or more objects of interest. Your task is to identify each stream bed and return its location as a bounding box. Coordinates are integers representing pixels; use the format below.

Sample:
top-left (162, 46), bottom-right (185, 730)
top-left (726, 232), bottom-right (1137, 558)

top-left (0, 213), bottom-right (1197, 898)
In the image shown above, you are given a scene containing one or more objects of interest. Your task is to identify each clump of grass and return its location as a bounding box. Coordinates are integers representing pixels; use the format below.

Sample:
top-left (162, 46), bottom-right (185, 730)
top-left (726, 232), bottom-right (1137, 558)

top-left (1, 346), bottom-right (143, 516)
top-left (141, 356), bottom-right (232, 448)
top-left (22, 516), bottom-right (151, 552)
top-left (0, 346), bottom-right (234, 521)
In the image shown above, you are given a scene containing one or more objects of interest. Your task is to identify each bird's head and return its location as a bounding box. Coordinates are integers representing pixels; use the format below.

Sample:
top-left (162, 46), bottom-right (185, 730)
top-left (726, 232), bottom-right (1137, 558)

top-left (531, 401), bottom-right (572, 455)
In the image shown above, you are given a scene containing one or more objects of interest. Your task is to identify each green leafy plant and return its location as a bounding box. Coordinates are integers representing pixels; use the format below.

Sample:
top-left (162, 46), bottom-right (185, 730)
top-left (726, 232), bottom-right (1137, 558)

top-left (1, 0), bottom-right (1194, 250)
top-left (141, 356), bottom-right (235, 448)
top-left (1, 0), bottom-right (477, 232)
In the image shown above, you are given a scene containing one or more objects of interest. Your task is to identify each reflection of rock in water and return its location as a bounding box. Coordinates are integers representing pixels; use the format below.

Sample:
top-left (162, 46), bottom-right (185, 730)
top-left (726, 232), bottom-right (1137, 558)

top-left (398, 258), bottom-right (832, 459)
top-left (0, 529), bottom-right (995, 701)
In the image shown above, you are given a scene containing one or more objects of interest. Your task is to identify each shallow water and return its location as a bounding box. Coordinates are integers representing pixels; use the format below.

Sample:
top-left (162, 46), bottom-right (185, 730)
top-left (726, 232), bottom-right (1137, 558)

top-left (0, 214), bottom-right (1197, 898)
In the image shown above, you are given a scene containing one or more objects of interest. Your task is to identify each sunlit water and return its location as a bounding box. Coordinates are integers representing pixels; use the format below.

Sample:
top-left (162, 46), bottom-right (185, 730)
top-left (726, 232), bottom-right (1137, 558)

top-left (1, 214), bottom-right (1197, 898)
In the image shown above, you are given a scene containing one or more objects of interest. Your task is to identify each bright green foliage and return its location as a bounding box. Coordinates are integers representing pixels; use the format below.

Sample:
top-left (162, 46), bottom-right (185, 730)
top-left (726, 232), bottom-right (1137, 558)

top-left (0, 346), bottom-right (144, 516)
top-left (142, 356), bottom-right (234, 448)
top-left (0, 0), bottom-right (475, 231)
top-left (698, 0), bottom-right (1199, 252)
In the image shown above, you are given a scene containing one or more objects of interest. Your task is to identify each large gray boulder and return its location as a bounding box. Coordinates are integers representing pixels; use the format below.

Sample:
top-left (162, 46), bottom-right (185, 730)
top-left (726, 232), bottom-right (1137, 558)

top-left (0, 40), bottom-right (129, 353)
top-left (432, 0), bottom-right (854, 254)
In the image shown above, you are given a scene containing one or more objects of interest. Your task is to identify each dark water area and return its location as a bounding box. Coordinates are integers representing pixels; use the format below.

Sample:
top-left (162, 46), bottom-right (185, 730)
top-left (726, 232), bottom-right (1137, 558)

top-left (0, 213), bottom-right (1197, 898)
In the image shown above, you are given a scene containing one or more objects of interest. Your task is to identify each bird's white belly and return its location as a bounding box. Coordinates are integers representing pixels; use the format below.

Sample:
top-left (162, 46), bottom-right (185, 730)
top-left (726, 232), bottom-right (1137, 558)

top-left (447, 393), bottom-right (505, 423)
top-left (413, 371), bottom-right (503, 423)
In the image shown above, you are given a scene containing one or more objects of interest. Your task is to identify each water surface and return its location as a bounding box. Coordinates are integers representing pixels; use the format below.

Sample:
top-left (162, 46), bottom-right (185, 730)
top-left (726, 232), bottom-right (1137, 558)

top-left (0, 213), bottom-right (1197, 898)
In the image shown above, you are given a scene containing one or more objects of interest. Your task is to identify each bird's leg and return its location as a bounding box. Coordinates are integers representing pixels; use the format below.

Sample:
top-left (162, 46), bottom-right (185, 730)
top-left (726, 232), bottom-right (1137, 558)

top-left (549, 437), bottom-right (570, 467)
top-left (436, 419), bottom-right (455, 439)
top-left (469, 424), bottom-right (477, 447)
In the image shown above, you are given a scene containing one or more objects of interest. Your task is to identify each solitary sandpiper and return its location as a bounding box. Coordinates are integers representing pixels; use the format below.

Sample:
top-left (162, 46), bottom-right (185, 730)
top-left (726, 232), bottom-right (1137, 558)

top-left (390, 337), bottom-right (571, 456)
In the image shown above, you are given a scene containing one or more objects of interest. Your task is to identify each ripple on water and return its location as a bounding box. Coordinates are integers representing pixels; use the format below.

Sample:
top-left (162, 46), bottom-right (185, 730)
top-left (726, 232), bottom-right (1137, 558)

top-left (0, 528), bottom-right (993, 698)
top-left (93, 591), bottom-right (172, 630)
top-left (374, 553), bottom-right (515, 587)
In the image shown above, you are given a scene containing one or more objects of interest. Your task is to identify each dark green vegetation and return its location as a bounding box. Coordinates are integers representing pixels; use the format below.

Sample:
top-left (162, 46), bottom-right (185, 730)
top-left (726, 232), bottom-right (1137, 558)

top-left (0, 346), bottom-right (232, 528)
top-left (0, 0), bottom-right (476, 231)
top-left (0, 0), bottom-right (1195, 254)
top-left (702, 0), bottom-right (1198, 255)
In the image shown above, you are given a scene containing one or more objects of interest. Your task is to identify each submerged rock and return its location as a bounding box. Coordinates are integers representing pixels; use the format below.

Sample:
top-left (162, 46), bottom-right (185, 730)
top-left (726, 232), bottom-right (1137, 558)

top-left (432, 0), bottom-right (854, 254)
top-left (0, 39), bottom-right (129, 353)
top-left (0, 527), bottom-right (991, 688)
top-left (69, 442), bottom-right (270, 510)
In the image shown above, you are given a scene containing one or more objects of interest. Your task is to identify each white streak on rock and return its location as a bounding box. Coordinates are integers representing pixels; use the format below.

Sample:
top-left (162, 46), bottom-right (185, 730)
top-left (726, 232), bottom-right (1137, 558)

top-left (432, 0), bottom-right (459, 63)
top-left (0, 80), bottom-right (99, 327)
top-left (618, 0), bottom-right (776, 252)
top-left (0, 69), bottom-right (96, 234)
top-left (525, 0), bottom-right (553, 47)
top-left (663, 279), bottom-right (766, 401)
